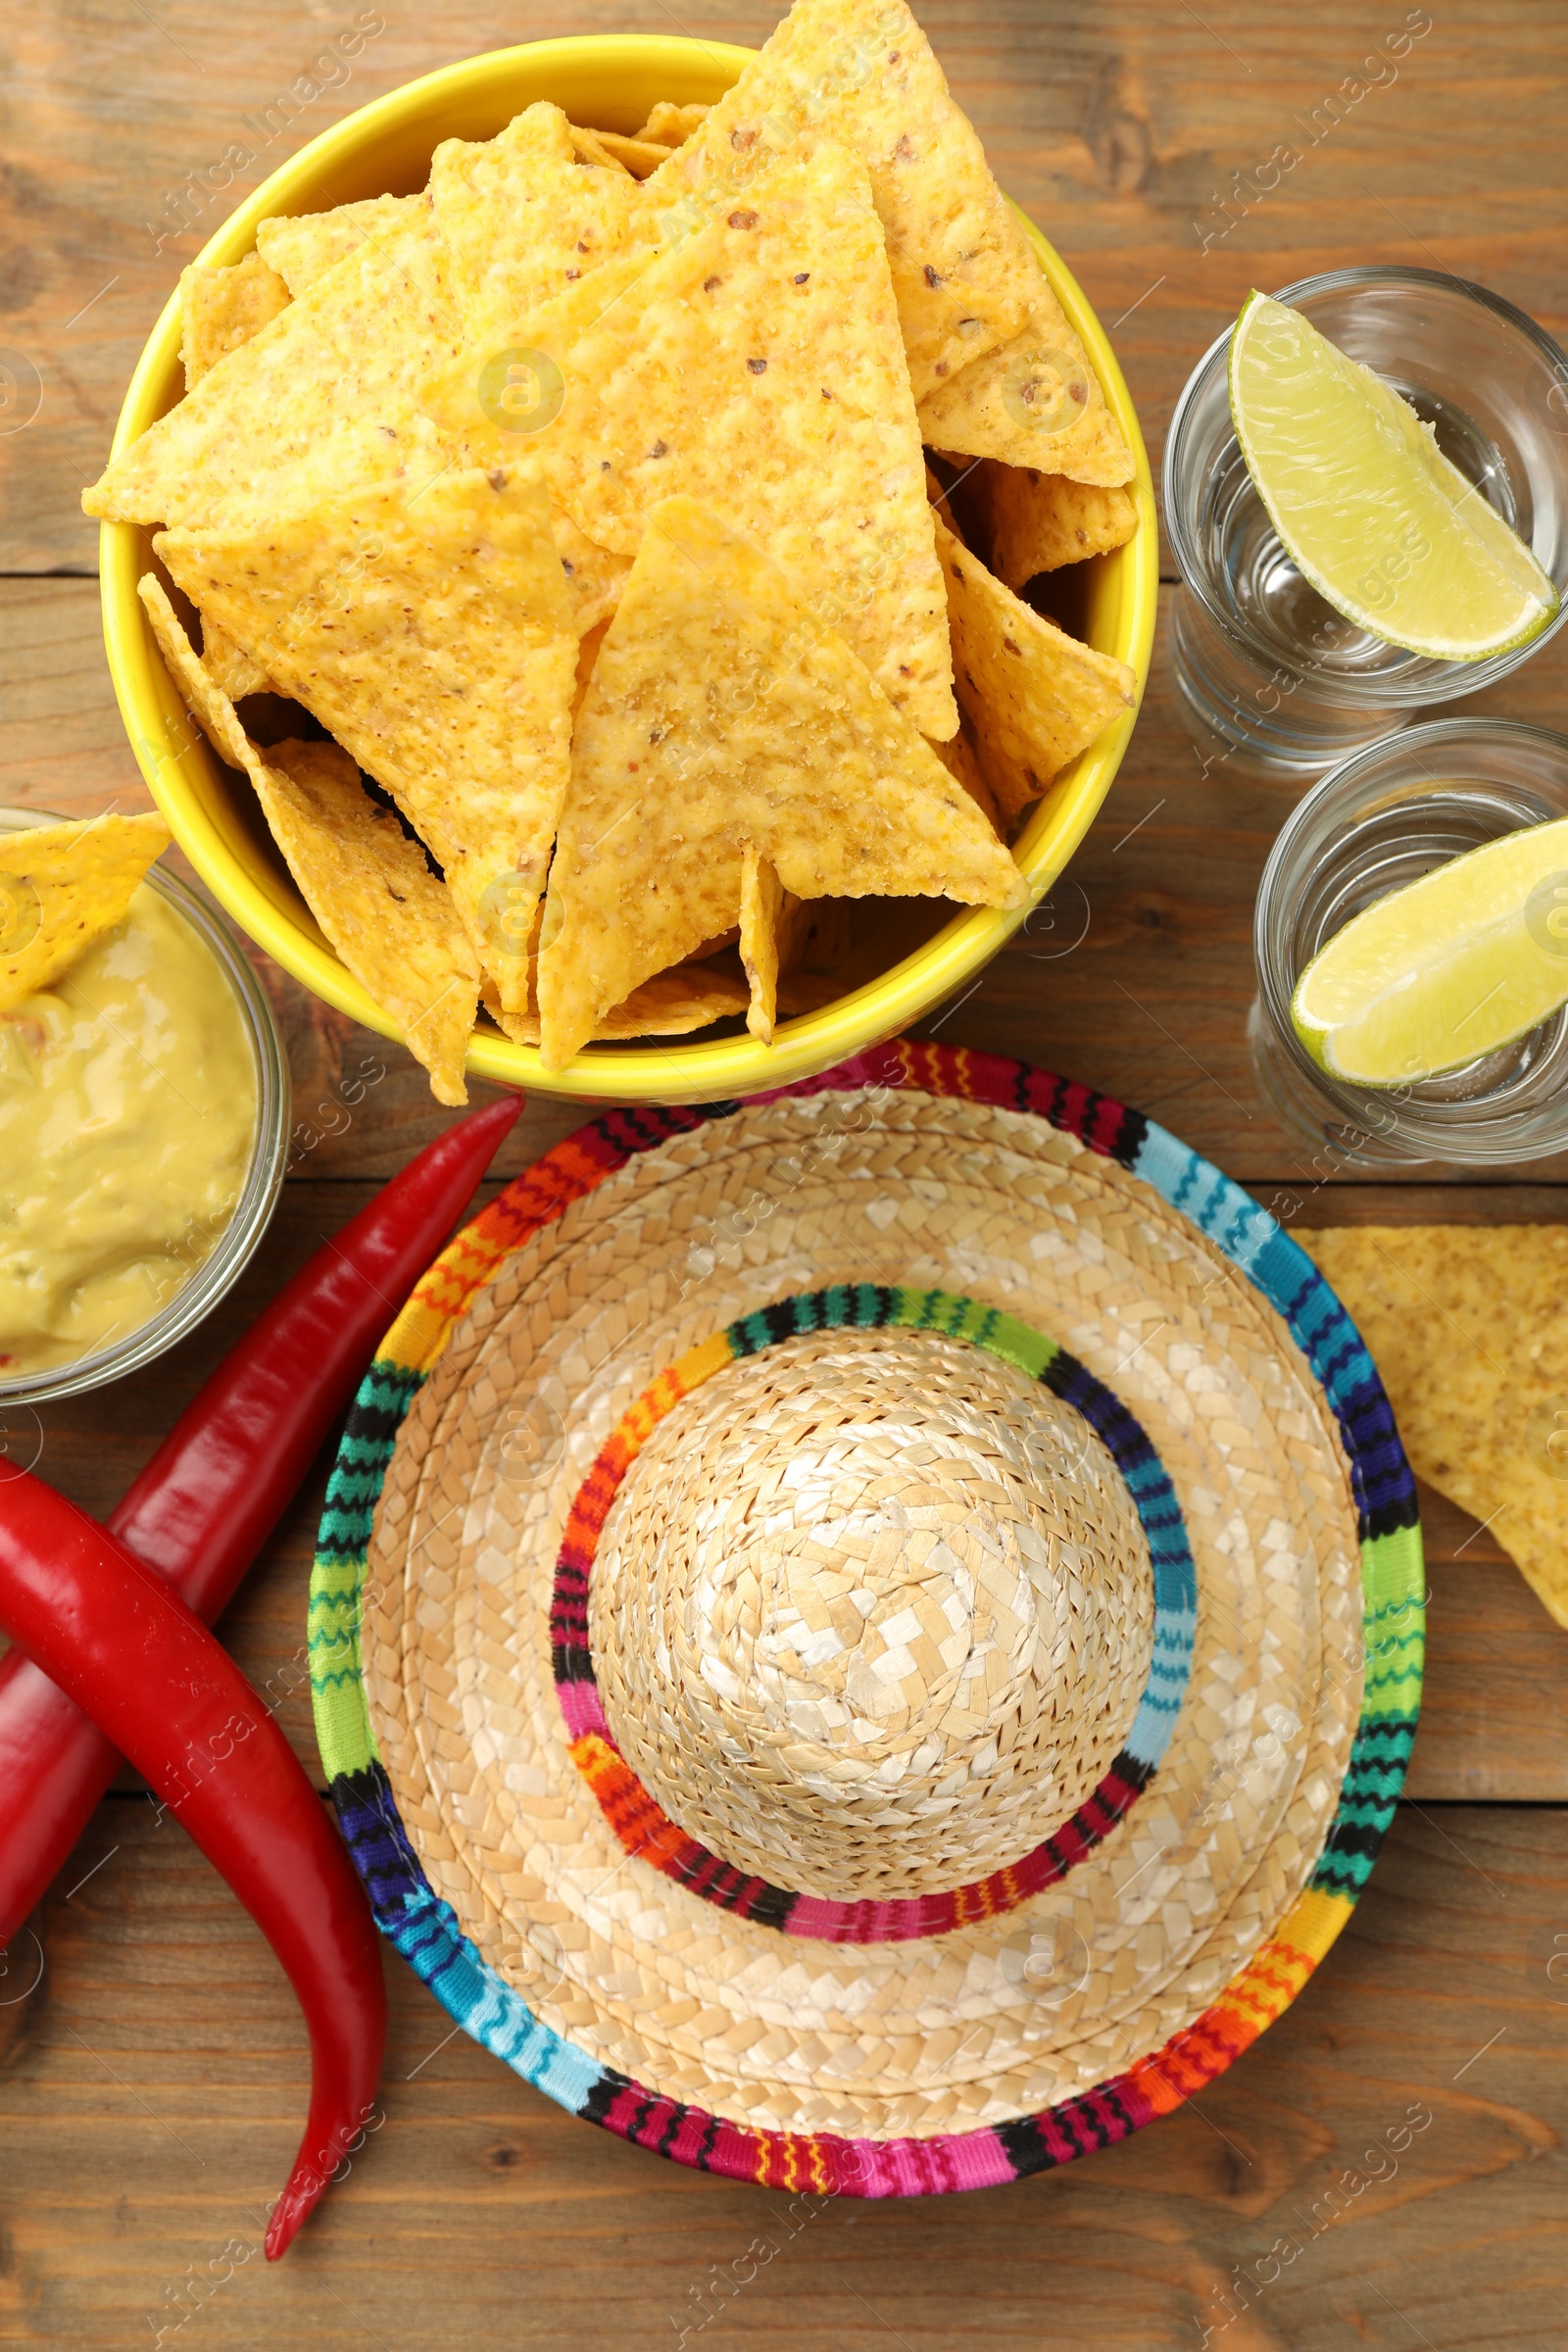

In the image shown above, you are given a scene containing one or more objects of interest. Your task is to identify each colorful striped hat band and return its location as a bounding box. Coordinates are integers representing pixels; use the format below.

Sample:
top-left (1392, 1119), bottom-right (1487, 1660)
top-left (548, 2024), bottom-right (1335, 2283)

top-left (550, 1285), bottom-right (1198, 1944)
top-left (311, 1044), bottom-right (1423, 2197)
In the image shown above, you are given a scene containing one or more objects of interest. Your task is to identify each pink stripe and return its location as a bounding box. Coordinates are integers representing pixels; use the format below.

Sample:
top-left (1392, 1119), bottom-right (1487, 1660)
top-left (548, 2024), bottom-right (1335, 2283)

top-left (751, 1047), bottom-right (908, 1108)
top-left (942, 2132), bottom-right (1019, 2190)
top-left (557, 1684), bottom-right (609, 1740)
top-left (787, 1893), bottom-right (859, 1939)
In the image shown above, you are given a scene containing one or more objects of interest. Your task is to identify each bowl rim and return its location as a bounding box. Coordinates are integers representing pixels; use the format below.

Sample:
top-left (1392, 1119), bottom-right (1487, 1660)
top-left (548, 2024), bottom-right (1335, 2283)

top-left (99, 31), bottom-right (1157, 1105)
top-left (0, 808), bottom-right (289, 1405)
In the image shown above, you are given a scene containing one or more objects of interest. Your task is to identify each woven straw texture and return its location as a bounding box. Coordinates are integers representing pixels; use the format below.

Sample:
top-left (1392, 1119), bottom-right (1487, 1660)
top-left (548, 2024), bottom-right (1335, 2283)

top-left (356, 1086), bottom-right (1364, 2142)
top-left (596, 1326), bottom-right (1153, 1899)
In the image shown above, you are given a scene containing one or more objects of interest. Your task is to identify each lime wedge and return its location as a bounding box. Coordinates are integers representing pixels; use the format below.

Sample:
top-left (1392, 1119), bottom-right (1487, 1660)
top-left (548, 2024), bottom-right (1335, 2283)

top-left (1292, 813), bottom-right (1568, 1083)
top-left (1229, 290), bottom-right (1558, 662)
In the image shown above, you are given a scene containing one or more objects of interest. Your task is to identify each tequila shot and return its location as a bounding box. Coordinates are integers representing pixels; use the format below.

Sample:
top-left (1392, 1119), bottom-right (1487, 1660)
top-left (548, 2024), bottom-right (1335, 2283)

top-left (1165, 269), bottom-right (1568, 776)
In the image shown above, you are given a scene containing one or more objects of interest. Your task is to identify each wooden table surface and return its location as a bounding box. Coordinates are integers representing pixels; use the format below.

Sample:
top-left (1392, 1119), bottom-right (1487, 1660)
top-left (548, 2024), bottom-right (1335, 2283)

top-left (4, 3), bottom-right (1568, 2344)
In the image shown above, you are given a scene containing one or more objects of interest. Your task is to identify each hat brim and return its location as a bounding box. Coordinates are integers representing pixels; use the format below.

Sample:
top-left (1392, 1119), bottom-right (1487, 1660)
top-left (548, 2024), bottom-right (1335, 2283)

top-left (311, 1043), bottom-right (1423, 2194)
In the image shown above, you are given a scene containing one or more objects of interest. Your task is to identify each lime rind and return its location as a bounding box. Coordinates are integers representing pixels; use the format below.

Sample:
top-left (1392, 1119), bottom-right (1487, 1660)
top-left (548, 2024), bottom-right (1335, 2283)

top-left (1229, 290), bottom-right (1558, 665)
top-left (1290, 816), bottom-right (1568, 1084)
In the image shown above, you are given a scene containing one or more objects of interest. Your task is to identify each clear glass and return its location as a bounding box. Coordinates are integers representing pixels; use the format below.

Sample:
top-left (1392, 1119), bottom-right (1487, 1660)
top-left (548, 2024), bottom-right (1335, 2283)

top-left (1251, 719), bottom-right (1568, 1166)
top-left (1165, 268), bottom-right (1568, 777)
top-left (0, 808), bottom-right (289, 1408)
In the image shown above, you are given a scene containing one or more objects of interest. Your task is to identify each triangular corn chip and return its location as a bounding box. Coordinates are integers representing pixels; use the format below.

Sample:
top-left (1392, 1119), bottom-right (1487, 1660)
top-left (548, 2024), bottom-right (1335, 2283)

top-left (201, 618), bottom-right (271, 702)
top-left (249, 740), bottom-right (479, 1106)
top-left (552, 506), bottom-right (633, 636)
top-left (571, 124), bottom-right (669, 178)
top-left (968, 462), bottom-right (1139, 587)
top-left (636, 101), bottom-right (710, 148)
top-left (917, 284), bottom-right (1135, 487)
top-left (179, 254), bottom-right (290, 390)
top-left (537, 496), bottom-right (1020, 1069)
top-left (0, 810), bottom-right (170, 1011)
top-left (435, 138), bottom-right (955, 737)
top-left (138, 574), bottom-right (478, 1103)
top-left (84, 198), bottom-right (464, 531)
top-left (650, 0), bottom-right (1034, 402)
top-left (256, 195), bottom-right (424, 295)
top-left (934, 513), bottom-right (1134, 822)
top-left (137, 575), bottom-right (253, 771)
top-left (153, 466), bottom-right (575, 1018)
top-left (430, 103), bottom-right (656, 350)
top-left (930, 719), bottom-right (1002, 835)
top-left (1300, 1225), bottom-right (1568, 1631)
top-left (484, 962), bottom-right (749, 1046)
top-left (739, 846), bottom-right (785, 1044)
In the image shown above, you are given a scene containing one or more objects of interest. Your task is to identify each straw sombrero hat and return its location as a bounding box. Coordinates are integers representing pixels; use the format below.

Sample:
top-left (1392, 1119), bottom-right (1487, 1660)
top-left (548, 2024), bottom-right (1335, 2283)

top-left (310, 1044), bottom-right (1423, 2191)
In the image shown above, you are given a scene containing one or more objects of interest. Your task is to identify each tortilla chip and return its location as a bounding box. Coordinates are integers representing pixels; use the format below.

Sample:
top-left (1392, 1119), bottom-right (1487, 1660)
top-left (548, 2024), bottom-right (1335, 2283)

top-left (201, 619), bottom-right (271, 702)
top-left (572, 615), bottom-right (611, 719)
top-left (930, 719), bottom-right (1002, 835)
top-left (650, 0), bottom-right (1035, 401)
top-left (1300, 1225), bottom-right (1568, 1632)
top-left (573, 125), bottom-right (670, 178)
top-left (255, 195), bottom-right (424, 294)
top-left (137, 573), bottom-right (253, 769)
top-left (739, 846), bottom-right (785, 1044)
top-left (0, 810), bottom-right (170, 1011)
top-left (565, 123), bottom-right (630, 174)
top-left (421, 248), bottom-right (650, 446)
top-left (934, 513), bottom-right (1134, 823)
top-left (137, 575), bottom-right (478, 1103)
top-left (917, 286), bottom-right (1136, 487)
top-left (430, 103), bottom-right (656, 352)
top-left (452, 137), bottom-right (955, 737)
top-left (925, 461), bottom-right (968, 543)
top-left (552, 506), bottom-right (633, 635)
top-left (485, 962), bottom-right (749, 1045)
top-left (153, 466), bottom-right (575, 1020)
top-left (636, 101), bottom-right (710, 147)
top-left (778, 896), bottom-right (852, 978)
top-left (84, 198), bottom-right (464, 531)
top-left (252, 741), bottom-right (479, 1106)
top-left (179, 254), bottom-right (290, 390)
top-left (536, 496), bottom-right (1020, 1069)
top-left (969, 464), bottom-right (1138, 587)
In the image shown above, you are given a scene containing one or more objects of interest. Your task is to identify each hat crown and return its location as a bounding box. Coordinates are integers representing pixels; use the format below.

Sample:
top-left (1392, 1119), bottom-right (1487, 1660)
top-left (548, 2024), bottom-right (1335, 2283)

top-left (593, 1327), bottom-right (1153, 1899)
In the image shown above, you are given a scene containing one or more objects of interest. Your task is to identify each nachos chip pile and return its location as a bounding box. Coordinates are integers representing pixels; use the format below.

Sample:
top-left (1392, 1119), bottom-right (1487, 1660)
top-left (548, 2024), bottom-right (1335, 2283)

top-left (86, 0), bottom-right (1141, 1101)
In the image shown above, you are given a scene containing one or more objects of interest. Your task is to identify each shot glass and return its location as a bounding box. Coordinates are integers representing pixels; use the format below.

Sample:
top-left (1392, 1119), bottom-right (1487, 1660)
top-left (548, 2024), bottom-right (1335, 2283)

top-left (1165, 268), bottom-right (1568, 777)
top-left (1250, 718), bottom-right (1568, 1166)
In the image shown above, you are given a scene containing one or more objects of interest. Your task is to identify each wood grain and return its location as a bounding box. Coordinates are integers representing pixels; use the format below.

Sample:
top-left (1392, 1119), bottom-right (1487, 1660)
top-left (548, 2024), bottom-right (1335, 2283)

top-left (1, 1804), bottom-right (1565, 2350)
top-left (5, 1), bottom-right (1568, 2340)
top-left (8, 1), bottom-right (1568, 573)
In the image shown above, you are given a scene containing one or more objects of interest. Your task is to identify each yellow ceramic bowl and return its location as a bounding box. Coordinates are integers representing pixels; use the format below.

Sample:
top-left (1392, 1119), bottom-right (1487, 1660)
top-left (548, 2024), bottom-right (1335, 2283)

top-left (100, 34), bottom-right (1157, 1105)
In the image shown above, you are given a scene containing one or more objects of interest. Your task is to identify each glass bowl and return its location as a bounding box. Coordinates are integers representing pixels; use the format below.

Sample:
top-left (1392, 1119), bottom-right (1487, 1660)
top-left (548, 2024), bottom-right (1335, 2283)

top-left (1250, 721), bottom-right (1568, 1166)
top-left (1164, 266), bottom-right (1568, 775)
top-left (0, 807), bottom-right (289, 1407)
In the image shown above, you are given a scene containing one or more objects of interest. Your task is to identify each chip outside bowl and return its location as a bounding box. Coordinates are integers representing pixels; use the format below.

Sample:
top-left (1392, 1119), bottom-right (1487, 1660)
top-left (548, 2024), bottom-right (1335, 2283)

top-left (100, 33), bottom-right (1157, 1106)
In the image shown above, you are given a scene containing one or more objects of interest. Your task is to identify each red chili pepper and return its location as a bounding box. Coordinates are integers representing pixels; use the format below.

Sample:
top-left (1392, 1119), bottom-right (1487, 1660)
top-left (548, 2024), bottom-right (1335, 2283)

top-left (0, 1092), bottom-right (520, 1948)
top-left (0, 1474), bottom-right (384, 2256)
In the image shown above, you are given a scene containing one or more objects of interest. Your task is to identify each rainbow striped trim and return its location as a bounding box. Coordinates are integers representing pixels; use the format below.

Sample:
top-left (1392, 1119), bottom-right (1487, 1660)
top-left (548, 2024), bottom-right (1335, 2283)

top-left (550, 1283), bottom-right (1197, 1943)
top-left (310, 1042), bottom-right (1424, 2196)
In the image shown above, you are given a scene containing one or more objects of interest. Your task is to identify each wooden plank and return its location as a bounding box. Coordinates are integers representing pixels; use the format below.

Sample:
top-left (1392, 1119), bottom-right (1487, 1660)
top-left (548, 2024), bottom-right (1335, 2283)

top-left (8, 2), bottom-right (1568, 571)
top-left (7, 3), bottom-right (1568, 2332)
top-left (0, 1801), bottom-right (1563, 2348)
